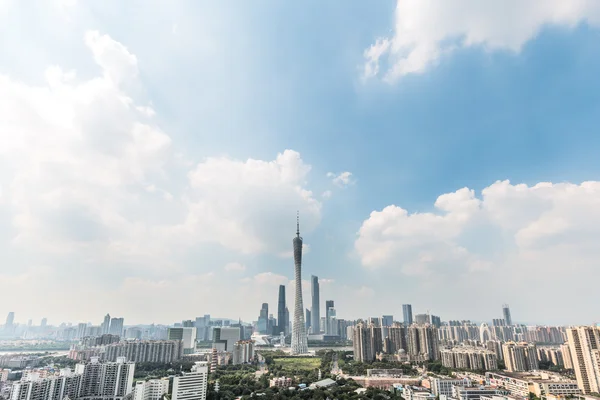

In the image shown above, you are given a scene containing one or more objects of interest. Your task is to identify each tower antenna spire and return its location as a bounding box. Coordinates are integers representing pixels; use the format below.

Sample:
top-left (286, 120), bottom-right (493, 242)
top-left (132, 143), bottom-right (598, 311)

top-left (296, 210), bottom-right (300, 237)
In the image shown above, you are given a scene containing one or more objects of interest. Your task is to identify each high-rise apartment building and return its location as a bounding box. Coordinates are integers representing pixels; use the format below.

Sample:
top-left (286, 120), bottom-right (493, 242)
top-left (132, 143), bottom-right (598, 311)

top-left (407, 325), bottom-right (439, 361)
top-left (440, 347), bottom-right (498, 370)
top-left (291, 215), bottom-right (308, 354)
top-left (212, 327), bottom-right (240, 352)
top-left (103, 340), bottom-right (183, 363)
top-left (10, 370), bottom-right (82, 400)
top-left (311, 275), bottom-right (320, 334)
top-left (402, 305), bottom-right (413, 325)
top-left (277, 285), bottom-right (287, 335)
top-left (385, 323), bottom-right (407, 354)
top-left (502, 342), bottom-right (538, 372)
top-left (75, 357), bottom-right (135, 400)
top-left (109, 318), bottom-right (124, 336)
top-left (561, 343), bottom-right (574, 370)
top-left (566, 327), bottom-right (600, 394)
top-left (172, 362), bottom-right (208, 400)
top-left (502, 304), bottom-right (513, 326)
top-left (41, 318), bottom-right (47, 328)
top-left (353, 322), bottom-right (383, 362)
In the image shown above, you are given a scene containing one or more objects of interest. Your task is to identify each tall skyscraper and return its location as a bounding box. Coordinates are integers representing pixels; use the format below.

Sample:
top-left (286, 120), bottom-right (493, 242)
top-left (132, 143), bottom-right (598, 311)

top-left (257, 303), bottom-right (269, 334)
top-left (5, 312), bottom-right (14, 327)
top-left (40, 318), bottom-right (47, 328)
top-left (325, 300), bottom-right (334, 318)
top-left (291, 214), bottom-right (308, 354)
top-left (502, 304), bottom-right (512, 326)
top-left (102, 314), bottom-right (111, 334)
top-left (277, 285), bottom-right (286, 335)
top-left (305, 309), bottom-right (311, 332)
top-left (311, 275), bottom-right (320, 334)
top-left (566, 327), bottom-right (600, 394)
top-left (403, 304), bottom-right (413, 325)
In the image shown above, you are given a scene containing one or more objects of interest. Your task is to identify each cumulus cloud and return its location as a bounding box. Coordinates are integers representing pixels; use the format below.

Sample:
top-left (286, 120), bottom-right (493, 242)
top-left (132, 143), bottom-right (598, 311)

top-left (184, 150), bottom-right (321, 254)
top-left (327, 171), bottom-right (354, 188)
top-left (223, 262), bottom-right (246, 272)
top-left (0, 30), bottom-right (326, 323)
top-left (364, 0), bottom-right (600, 81)
top-left (355, 180), bottom-right (600, 322)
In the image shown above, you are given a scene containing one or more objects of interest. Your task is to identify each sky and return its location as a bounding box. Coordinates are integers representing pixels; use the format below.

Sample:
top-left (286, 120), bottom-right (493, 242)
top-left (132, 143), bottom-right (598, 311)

top-left (1, 0), bottom-right (600, 327)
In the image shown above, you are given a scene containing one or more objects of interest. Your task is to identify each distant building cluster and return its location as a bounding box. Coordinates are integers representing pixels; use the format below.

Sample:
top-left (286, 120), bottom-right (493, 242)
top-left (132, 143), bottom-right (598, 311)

top-left (11, 357), bottom-right (135, 400)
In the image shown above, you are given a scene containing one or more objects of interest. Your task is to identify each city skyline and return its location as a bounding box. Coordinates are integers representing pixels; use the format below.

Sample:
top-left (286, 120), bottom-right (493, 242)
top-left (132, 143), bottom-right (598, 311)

top-left (3, 2), bottom-right (600, 325)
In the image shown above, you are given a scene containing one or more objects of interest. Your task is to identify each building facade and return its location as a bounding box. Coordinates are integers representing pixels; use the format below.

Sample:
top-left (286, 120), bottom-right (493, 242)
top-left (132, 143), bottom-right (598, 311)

top-left (310, 275), bottom-right (320, 334)
top-left (103, 340), bottom-right (183, 363)
top-left (566, 326), bottom-right (600, 394)
top-left (502, 342), bottom-right (538, 372)
top-left (172, 362), bottom-right (208, 400)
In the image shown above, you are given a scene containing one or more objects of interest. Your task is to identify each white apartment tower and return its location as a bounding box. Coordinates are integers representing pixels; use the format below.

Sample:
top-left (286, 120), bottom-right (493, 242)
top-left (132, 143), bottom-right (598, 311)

top-left (75, 357), bottom-right (135, 400)
top-left (566, 327), bottom-right (600, 394)
top-left (172, 362), bottom-right (208, 400)
top-left (133, 379), bottom-right (169, 400)
top-left (11, 371), bottom-right (81, 400)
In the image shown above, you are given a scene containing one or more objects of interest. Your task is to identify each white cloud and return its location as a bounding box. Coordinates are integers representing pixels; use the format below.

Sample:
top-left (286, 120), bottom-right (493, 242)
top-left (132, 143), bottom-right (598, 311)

top-left (327, 171), bottom-right (354, 188)
top-left (0, 30), bottom-right (328, 323)
top-left (364, 0), bottom-right (600, 81)
top-left (251, 272), bottom-right (289, 286)
top-left (183, 150), bottom-right (321, 254)
top-left (355, 180), bottom-right (600, 322)
top-left (224, 262), bottom-right (246, 272)
top-left (322, 190), bottom-right (332, 199)
top-left (85, 31), bottom-right (138, 86)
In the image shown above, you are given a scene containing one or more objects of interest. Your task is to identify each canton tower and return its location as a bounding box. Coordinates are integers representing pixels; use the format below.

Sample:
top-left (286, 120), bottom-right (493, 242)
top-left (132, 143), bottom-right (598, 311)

top-left (291, 213), bottom-right (308, 354)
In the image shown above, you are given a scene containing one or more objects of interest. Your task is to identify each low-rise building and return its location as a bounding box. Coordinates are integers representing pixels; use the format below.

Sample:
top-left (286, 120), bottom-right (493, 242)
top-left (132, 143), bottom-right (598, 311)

top-left (453, 386), bottom-right (510, 400)
top-left (486, 371), bottom-right (581, 398)
top-left (269, 377), bottom-right (292, 388)
top-left (404, 386), bottom-right (436, 400)
top-left (430, 378), bottom-right (471, 397)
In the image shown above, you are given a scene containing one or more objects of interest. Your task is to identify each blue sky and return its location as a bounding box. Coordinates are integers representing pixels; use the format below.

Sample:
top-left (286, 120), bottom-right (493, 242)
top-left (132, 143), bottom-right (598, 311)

top-left (1, 0), bottom-right (600, 326)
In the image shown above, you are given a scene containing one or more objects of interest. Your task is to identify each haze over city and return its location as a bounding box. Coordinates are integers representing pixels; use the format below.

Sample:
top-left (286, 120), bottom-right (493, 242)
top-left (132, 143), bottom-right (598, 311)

top-left (3, 0), bottom-right (600, 327)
